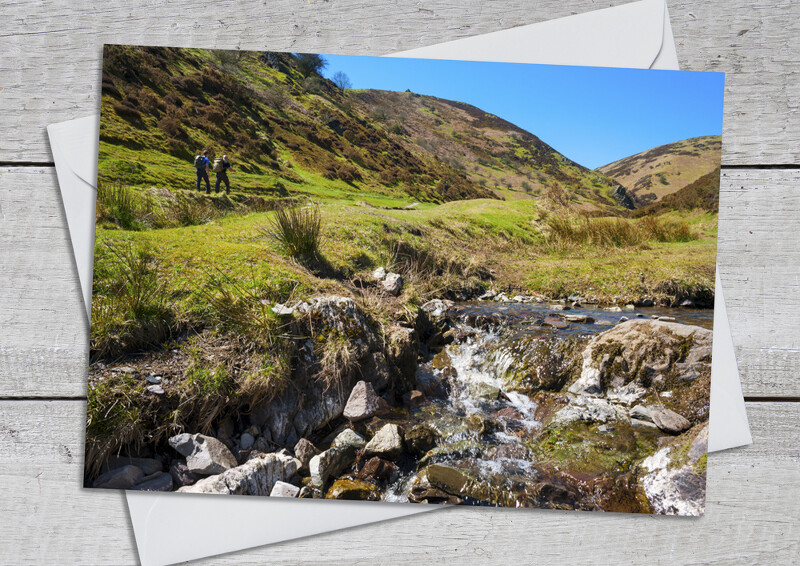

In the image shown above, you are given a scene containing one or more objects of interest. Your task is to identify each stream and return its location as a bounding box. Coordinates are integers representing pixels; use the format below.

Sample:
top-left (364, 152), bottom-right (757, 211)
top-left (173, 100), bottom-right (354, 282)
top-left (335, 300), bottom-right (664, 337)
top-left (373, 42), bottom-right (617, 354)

top-left (378, 301), bottom-right (713, 507)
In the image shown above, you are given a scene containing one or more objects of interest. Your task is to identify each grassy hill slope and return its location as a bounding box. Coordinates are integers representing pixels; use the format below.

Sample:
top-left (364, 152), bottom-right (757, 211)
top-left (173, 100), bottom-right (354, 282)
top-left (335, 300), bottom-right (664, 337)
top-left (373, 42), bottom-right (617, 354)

top-left (597, 136), bottom-right (721, 207)
top-left (633, 167), bottom-right (721, 217)
top-left (99, 47), bottom-right (625, 211)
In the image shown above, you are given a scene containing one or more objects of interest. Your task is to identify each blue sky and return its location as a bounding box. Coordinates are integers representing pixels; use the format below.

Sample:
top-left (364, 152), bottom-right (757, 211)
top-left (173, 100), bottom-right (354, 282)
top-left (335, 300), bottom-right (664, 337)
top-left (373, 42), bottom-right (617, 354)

top-left (321, 55), bottom-right (724, 170)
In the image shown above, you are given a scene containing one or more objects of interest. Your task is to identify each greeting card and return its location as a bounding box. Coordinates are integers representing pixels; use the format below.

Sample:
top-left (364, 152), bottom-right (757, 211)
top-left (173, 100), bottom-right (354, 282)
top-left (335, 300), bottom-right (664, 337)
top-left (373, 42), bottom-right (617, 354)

top-left (86, 46), bottom-right (723, 515)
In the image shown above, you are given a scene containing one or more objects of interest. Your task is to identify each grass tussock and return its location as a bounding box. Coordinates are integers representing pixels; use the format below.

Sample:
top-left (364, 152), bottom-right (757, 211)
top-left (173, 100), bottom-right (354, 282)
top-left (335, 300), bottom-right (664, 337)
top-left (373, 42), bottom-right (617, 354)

top-left (314, 330), bottom-right (359, 395)
top-left (266, 203), bottom-right (322, 260)
top-left (91, 241), bottom-right (176, 361)
top-left (96, 181), bottom-right (153, 230)
top-left (544, 214), bottom-right (698, 249)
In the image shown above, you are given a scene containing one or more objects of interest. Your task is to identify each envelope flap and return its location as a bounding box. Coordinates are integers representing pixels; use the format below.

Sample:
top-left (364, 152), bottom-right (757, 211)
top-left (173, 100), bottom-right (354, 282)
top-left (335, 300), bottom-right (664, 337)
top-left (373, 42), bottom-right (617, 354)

top-left (393, 0), bottom-right (666, 70)
top-left (48, 115), bottom-right (100, 187)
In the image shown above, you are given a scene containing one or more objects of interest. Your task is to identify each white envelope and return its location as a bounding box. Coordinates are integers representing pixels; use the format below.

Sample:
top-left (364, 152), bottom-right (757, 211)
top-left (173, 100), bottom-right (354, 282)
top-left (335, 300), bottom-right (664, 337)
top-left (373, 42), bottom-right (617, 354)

top-left (47, 1), bottom-right (750, 564)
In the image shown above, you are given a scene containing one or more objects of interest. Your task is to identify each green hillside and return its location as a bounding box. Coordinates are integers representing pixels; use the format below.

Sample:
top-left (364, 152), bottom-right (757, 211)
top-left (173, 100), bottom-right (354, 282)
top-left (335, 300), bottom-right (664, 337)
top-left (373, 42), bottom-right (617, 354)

top-left (597, 135), bottom-right (722, 207)
top-left (99, 46), bottom-right (624, 210)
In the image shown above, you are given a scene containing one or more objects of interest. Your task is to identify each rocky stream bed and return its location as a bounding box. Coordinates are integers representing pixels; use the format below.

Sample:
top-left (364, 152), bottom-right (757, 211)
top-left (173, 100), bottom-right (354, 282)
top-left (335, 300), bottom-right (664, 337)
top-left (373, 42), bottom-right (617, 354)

top-left (90, 295), bottom-right (711, 516)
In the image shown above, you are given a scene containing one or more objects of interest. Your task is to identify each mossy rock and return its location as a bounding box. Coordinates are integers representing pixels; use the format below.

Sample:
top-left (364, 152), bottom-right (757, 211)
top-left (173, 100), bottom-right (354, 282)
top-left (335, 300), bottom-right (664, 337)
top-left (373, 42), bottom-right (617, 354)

top-left (325, 478), bottom-right (381, 501)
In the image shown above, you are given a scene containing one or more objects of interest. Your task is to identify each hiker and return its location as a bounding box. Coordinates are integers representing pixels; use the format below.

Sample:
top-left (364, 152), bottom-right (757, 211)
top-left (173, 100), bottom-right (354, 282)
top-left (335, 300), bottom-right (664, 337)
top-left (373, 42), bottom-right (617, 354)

top-left (213, 154), bottom-right (235, 194)
top-left (194, 149), bottom-right (211, 193)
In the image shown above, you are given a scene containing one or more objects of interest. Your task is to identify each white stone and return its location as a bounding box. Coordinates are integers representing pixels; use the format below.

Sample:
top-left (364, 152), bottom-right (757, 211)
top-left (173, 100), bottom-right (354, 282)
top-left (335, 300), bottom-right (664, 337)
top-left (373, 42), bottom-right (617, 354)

top-left (381, 272), bottom-right (403, 295)
top-left (270, 480), bottom-right (300, 497)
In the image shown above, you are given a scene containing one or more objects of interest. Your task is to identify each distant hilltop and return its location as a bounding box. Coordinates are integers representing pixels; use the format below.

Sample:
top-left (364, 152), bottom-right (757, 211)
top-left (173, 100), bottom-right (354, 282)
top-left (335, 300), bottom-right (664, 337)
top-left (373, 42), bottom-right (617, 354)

top-left (597, 136), bottom-right (722, 208)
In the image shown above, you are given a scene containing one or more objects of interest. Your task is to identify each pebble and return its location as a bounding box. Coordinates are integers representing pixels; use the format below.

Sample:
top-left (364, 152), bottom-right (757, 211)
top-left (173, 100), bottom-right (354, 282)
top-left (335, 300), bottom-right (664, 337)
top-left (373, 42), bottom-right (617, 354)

top-left (240, 432), bottom-right (255, 451)
top-left (146, 384), bottom-right (165, 395)
top-left (145, 375), bottom-right (162, 384)
top-left (270, 481), bottom-right (300, 497)
top-left (272, 303), bottom-right (294, 316)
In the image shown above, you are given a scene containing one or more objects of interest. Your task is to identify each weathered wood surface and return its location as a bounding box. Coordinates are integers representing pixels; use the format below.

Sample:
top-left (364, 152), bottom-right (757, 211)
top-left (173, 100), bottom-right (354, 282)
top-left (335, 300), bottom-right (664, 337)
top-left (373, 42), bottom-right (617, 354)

top-left (0, 0), bottom-right (799, 165)
top-left (2, 1), bottom-right (799, 564)
top-left (0, 400), bottom-right (797, 564)
top-left (2, 167), bottom-right (799, 397)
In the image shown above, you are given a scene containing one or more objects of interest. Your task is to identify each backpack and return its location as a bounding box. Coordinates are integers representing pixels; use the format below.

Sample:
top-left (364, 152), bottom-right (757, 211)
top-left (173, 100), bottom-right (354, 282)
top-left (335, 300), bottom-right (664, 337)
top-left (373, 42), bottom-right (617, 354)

top-left (212, 158), bottom-right (224, 173)
top-left (194, 155), bottom-right (206, 170)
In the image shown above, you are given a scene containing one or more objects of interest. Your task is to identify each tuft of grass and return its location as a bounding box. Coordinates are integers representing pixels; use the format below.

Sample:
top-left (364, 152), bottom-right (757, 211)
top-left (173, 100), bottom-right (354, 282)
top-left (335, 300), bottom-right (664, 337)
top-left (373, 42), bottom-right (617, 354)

top-left (166, 195), bottom-right (221, 227)
top-left (314, 330), bottom-right (359, 395)
top-left (545, 214), bottom-right (697, 249)
top-left (91, 240), bottom-right (176, 360)
top-left (638, 215), bottom-right (697, 243)
top-left (266, 202), bottom-right (322, 260)
top-left (96, 181), bottom-right (152, 230)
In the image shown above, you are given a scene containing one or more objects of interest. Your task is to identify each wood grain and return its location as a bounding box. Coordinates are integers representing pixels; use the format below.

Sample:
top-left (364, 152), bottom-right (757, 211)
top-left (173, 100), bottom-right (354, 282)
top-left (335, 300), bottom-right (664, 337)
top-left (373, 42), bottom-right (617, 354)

top-left (0, 0), bottom-right (798, 165)
top-left (2, 167), bottom-right (799, 397)
top-left (1, 2), bottom-right (799, 563)
top-left (0, 400), bottom-right (796, 565)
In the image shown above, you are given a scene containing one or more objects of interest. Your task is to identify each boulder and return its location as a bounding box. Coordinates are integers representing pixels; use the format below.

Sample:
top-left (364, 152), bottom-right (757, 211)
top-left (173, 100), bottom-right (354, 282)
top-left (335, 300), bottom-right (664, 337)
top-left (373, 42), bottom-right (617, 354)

top-left (420, 299), bottom-right (454, 318)
top-left (386, 326), bottom-right (419, 384)
top-left (298, 486), bottom-right (322, 499)
top-left (169, 460), bottom-right (199, 488)
top-left (630, 405), bottom-right (653, 422)
top-left (356, 457), bottom-right (399, 484)
top-left (309, 429), bottom-right (366, 489)
top-left (568, 319), bottom-right (713, 398)
top-left (404, 424), bottom-right (439, 456)
top-left (372, 267), bottom-right (387, 280)
top-left (543, 317), bottom-right (568, 329)
top-left (178, 451), bottom-right (301, 495)
top-left (343, 381), bottom-right (383, 421)
top-left (363, 424), bottom-right (404, 460)
top-left (332, 428), bottom-right (367, 452)
top-left (381, 272), bottom-right (403, 296)
top-left (104, 456), bottom-right (163, 476)
top-left (293, 438), bottom-right (320, 475)
top-left (409, 470), bottom-right (464, 505)
top-left (168, 433), bottom-right (238, 475)
top-left (649, 407), bottom-right (691, 434)
top-left (551, 396), bottom-right (624, 426)
top-left (426, 464), bottom-right (471, 495)
top-left (640, 447), bottom-right (705, 516)
top-left (688, 425), bottom-right (709, 463)
top-left (270, 480), bottom-right (301, 497)
top-left (131, 472), bottom-right (173, 492)
top-left (325, 478), bottom-right (381, 500)
top-left (93, 464), bottom-right (144, 489)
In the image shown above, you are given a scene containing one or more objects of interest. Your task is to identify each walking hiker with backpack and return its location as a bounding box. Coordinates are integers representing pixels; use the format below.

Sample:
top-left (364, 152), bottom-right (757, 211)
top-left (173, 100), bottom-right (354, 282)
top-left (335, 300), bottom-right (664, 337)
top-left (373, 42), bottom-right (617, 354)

top-left (194, 149), bottom-right (211, 193)
top-left (213, 154), bottom-right (235, 194)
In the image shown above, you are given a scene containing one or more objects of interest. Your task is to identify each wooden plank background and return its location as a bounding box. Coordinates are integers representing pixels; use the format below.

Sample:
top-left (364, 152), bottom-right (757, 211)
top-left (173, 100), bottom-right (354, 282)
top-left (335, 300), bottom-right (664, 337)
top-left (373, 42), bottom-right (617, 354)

top-left (1, 0), bottom-right (798, 563)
